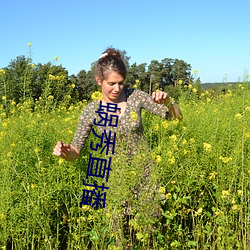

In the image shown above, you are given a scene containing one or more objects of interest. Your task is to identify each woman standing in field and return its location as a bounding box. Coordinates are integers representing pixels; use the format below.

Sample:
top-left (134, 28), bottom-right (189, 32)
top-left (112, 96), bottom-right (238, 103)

top-left (53, 47), bottom-right (182, 246)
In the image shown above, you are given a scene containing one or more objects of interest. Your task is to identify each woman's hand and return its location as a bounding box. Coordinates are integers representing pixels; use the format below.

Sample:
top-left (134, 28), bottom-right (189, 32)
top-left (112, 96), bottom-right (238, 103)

top-left (53, 141), bottom-right (71, 158)
top-left (53, 141), bottom-right (80, 161)
top-left (152, 91), bottom-right (171, 105)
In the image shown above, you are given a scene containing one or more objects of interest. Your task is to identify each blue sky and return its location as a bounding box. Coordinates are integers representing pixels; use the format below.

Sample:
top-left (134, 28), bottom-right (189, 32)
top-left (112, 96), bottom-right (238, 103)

top-left (1, 0), bottom-right (249, 83)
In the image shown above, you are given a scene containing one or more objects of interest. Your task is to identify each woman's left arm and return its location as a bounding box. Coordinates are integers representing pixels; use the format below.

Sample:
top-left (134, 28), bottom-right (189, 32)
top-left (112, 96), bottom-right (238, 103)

top-left (152, 91), bottom-right (183, 120)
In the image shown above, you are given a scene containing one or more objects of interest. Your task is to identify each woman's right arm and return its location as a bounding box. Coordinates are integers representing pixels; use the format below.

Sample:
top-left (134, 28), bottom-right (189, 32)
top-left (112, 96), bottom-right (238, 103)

top-left (53, 102), bottom-right (96, 161)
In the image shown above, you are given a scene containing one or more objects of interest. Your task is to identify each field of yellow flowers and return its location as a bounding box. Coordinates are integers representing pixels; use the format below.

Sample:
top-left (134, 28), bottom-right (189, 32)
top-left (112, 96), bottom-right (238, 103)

top-left (0, 83), bottom-right (249, 249)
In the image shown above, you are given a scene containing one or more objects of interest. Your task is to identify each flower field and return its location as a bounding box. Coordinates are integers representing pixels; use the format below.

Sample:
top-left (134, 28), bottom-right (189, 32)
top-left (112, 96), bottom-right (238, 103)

top-left (0, 83), bottom-right (249, 249)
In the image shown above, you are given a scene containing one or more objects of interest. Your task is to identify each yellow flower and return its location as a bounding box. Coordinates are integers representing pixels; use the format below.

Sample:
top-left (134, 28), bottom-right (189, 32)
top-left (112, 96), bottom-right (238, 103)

top-left (135, 79), bottom-right (140, 83)
top-left (48, 95), bottom-right (54, 100)
top-left (193, 69), bottom-right (198, 74)
top-left (219, 156), bottom-right (232, 164)
top-left (154, 123), bottom-right (159, 131)
top-left (195, 207), bottom-right (203, 216)
top-left (192, 88), bottom-right (197, 93)
top-left (214, 209), bottom-right (223, 216)
top-left (169, 134), bottom-right (177, 141)
top-left (2, 96), bottom-right (6, 100)
top-left (11, 100), bottom-right (16, 106)
top-left (91, 91), bottom-right (103, 101)
top-left (54, 56), bottom-right (58, 62)
top-left (237, 189), bottom-right (243, 196)
top-left (71, 83), bottom-right (76, 89)
top-left (222, 190), bottom-right (230, 197)
top-left (188, 84), bottom-right (193, 89)
top-left (0, 213), bottom-right (5, 221)
top-left (159, 186), bottom-right (166, 194)
top-left (0, 69), bottom-right (6, 75)
top-left (34, 147), bottom-right (41, 153)
top-left (182, 139), bottom-right (187, 145)
top-left (155, 155), bottom-right (162, 164)
top-left (130, 111), bottom-right (138, 121)
top-left (234, 113), bottom-right (242, 120)
top-left (165, 193), bottom-right (172, 199)
top-left (203, 142), bottom-right (212, 152)
top-left (28, 42), bottom-right (32, 47)
top-left (245, 106), bottom-right (250, 112)
top-left (161, 120), bottom-right (168, 128)
top-left (130, 171), bottom-right (136, 176)
top-left (245, 132), bottom-right (250, 138)
top-left (232, 204), bottom-right (239, 211)
top-left (31, 184), bottom-right (37, 189)
top-left (178, 79), bottom-right (183, 85)
top-left (133, 84), bottom-right (138, 89)
top-left (48, 74), bottom-right (55, 80)
top-left (2, 122), bottom-right (8, 128)
top-left (58, 158), bottom-right (64, 165)
top-left (208, 171), bottom-right (217, 180)
top-left (189, 138), bottom-right (195, 144)
top-left (168, 156), bottom-right (175, 165)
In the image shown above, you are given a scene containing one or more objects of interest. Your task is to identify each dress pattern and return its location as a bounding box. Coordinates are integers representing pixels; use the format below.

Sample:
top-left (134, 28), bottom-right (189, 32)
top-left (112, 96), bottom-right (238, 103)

top-left (71, 88), bottom-right (169, 154)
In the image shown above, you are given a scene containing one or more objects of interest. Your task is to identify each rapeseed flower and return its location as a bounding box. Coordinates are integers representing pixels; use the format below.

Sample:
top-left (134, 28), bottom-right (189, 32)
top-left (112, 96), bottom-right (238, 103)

top-left (91, 91), bottom-right (103, 101)
top-left (219, 156), bottom-right (232, 164)
top-left (178, 79), bottom-right (183, 85)
top-left (203, 142), bottom-right (212, 152)
top-left (165, 193), bottom-right (172, 199)
top-left (161, 120), bottom-right (168, 128)
top-left (169, 134), bottom-right (177, 141)
top-left (194, 207), bottom-right (203, 216)
top-left (158, 186), bottom-right (166, 194)
top-left (237, 189), bottom-right (243, 196)
top-left (154, 123), bottom-right (159, 131)
top-left (54, 56), bottom-right (58, 62)
top-left (234, 113), bottom-right (242, 120)
top-left (28, 42), bottom-right (32, 47)
top-left (155, 155), bottom-right (162, 164)
top-left (208, 171), bottom-right (217, 180)
top-left (0, 69), bottom-right (5, 75)
top-left (222, 190), bottom-right (230, 197)
top-left (232, 204), bottom-right (239, 211)
top-left (168, 156), bottom-right (175, 165)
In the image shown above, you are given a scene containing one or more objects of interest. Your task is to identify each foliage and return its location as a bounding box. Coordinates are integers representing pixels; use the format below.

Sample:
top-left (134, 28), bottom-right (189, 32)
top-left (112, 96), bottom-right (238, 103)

top-left (0, 82), bottom-right (249, 249)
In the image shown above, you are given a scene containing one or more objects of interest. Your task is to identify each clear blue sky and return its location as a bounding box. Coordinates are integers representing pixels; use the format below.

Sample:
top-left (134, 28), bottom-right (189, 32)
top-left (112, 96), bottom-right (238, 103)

top-left (1, 0), bottom-right (250, 83)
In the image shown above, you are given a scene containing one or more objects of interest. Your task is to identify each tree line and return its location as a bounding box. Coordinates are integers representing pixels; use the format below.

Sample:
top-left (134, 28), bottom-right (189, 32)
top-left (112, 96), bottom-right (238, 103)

top-left (0, 51), bottom-right (200, 106)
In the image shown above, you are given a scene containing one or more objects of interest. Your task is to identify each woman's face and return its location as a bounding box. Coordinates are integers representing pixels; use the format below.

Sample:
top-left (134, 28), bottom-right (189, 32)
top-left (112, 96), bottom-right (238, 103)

top-left (96, 71), bottom-right (125, 103)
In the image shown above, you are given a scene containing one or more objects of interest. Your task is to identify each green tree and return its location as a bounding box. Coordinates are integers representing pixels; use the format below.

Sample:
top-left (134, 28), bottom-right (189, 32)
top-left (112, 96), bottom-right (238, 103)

top-left (4, 55), bottom-right (33, 102)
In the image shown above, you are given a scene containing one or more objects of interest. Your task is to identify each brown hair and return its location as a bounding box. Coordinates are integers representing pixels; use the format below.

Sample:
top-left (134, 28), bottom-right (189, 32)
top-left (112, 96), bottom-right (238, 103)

top-left (95, 48), bottom-right (127, 81)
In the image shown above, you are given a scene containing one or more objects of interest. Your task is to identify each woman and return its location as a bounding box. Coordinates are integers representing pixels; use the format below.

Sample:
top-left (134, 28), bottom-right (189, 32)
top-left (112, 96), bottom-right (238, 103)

top-left (53, 47), bottom-right (182, 246)
top-left (53, 48), bottom-right (182, 159)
